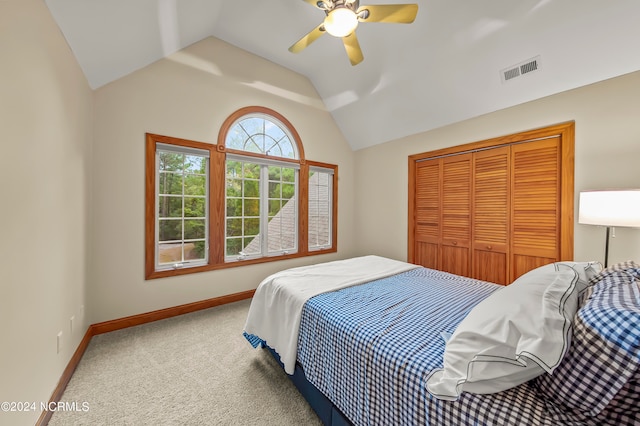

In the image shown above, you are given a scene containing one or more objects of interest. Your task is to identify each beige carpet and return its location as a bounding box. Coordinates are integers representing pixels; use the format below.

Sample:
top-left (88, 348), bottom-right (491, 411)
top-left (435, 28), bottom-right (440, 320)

top-left (49, 299), bottom-right (322, 425)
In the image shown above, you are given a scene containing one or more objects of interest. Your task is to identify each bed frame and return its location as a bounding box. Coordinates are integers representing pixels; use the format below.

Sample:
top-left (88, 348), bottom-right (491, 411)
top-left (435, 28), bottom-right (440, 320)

top-left (267, 347), bottom-right (351, 426)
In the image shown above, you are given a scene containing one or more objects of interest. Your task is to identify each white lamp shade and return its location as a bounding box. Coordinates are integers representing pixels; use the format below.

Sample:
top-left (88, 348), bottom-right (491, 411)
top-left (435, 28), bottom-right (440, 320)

top-left (579, 190), bottom-right (640, 227)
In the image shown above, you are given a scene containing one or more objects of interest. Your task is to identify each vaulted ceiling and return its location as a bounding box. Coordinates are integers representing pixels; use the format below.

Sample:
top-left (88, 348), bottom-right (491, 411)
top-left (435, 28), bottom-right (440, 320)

top-left (45, 0), bottom-right (640, 150)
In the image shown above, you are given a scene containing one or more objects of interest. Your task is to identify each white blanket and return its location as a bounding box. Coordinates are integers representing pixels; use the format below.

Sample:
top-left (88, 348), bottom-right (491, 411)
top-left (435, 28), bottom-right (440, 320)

top-left (243, 255), bottom-right (420, 374)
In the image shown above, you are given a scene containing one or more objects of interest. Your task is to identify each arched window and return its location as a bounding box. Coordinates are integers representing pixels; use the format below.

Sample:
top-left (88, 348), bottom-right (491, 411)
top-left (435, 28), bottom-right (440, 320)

top-left (145, 106), bottom-right (337, 279)
top-left (225, 113), bottom-right (299, 159)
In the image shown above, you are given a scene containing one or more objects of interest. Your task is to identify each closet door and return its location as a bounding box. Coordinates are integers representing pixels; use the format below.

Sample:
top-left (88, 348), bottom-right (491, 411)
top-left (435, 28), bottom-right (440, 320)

top-left (414, 158), bottom-right (441, 269)
top-left (472, 147), bottom-right (510, 285)
top-left (440, 153), bottom-right (472, 277)
top-left (510, 138), bottom-right (561, 281)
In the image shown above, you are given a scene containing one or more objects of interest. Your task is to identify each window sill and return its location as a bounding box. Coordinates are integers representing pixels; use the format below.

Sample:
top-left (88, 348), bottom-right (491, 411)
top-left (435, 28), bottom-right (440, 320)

top-left (145, 247), bottom-right (337, 280)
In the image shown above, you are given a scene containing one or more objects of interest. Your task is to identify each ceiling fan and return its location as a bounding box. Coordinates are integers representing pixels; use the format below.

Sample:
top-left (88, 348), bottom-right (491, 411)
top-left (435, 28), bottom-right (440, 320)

top-left (289, 0), bottom-right (418, 66)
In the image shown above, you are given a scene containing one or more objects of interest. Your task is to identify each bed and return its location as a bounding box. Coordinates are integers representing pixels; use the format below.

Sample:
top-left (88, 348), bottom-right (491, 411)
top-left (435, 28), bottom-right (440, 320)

top-left (243, 256), bottom-right (640, 426)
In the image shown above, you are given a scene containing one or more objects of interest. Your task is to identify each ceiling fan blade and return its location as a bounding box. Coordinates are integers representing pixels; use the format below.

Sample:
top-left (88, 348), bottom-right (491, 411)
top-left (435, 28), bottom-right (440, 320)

top-left (357, 4), bottom-right (418, 23)
top-left (289, 23), bottom-right (326, 53)
top-left (342, 32), bottom-right (364, 66)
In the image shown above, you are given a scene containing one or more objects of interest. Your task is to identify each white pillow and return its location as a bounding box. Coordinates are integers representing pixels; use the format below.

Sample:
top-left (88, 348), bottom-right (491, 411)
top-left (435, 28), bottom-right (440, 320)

top-left (538, 261), bottom-right (602, 291)
top-left (426, 264), bottom-right (583, 401)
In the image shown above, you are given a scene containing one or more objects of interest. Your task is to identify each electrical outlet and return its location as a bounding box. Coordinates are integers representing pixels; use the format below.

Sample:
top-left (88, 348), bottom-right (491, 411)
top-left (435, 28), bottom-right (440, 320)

top-left (70, 316), bottom-right (75, 334)
top-left (57, 332), bottom-right (63, 354)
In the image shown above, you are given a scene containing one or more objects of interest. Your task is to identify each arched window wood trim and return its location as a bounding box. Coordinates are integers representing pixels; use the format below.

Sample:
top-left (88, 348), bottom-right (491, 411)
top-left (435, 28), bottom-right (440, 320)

top-left (217, 106), bottom-right (306, 163)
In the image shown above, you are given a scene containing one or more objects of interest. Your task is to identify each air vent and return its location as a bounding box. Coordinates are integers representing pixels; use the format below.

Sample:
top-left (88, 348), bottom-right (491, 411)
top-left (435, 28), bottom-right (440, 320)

top-left (500, 56), bottom-right (541, 83)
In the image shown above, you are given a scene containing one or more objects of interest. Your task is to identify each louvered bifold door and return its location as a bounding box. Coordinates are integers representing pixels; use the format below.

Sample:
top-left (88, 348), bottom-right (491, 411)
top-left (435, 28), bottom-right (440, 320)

top-left (472, 147), bottom-right (510, 285)
top-left (414, 159), bottom-right (441, 269)
top-left (510, 138), bottom-right (561, 281)
top-left (440, 153), bottom-right (472, 277)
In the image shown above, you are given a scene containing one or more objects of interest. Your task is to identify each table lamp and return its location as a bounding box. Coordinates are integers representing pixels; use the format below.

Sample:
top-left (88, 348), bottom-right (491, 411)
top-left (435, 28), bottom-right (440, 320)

top-left (578, 189), bottom-right (640, 267)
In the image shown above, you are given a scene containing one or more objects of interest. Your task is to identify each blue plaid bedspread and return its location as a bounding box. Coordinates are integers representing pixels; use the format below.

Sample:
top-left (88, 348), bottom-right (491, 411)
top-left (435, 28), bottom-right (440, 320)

top-left (297, 267), bottom-right (498, 425)
top-left (293, 266), bottom-right (640, 426)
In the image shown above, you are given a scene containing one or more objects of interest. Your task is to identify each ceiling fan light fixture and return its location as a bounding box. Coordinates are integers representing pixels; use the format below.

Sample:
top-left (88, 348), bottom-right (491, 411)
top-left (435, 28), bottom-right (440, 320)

top-left (324, 7), bottom-right (358, 37)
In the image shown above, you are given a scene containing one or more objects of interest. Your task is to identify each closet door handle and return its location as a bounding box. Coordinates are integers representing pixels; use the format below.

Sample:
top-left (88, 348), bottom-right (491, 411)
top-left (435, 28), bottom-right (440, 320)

top-left (452, 241), bottom-right (458, 246)
top-left (486, 245), bottom-right (492, 250)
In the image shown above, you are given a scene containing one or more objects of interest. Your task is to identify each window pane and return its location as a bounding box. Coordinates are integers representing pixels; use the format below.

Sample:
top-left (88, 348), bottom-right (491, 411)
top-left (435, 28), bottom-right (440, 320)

top-left (227, 160), bottom-right (242, 178)
top-left (159, 152), bottom-right (183, 172)
top-left (264, 165), bottom-right (297, 255)
top-left (244, 218), bottom-right (260, 236)
top-left (158, 196), bottom-right (182, 218)
top-left (184, 219), bottom-right (205, 239)
top-left (184, 155), bottom-right (206, 174)
top-left (282, 168), bottom-right (295, 182)
top-left (269, 229), bottom-right (282, 251)
top-left (244, 236), bottom-right (261, 254)
top-left (282, 233), bottom-right (296, 250)
top-left (159, 172), bottom-right (182, 195)
top-left (282, 183), bottom-right (295, 200)
top-left (317, 217), bottom-right (330, 245)
top-left (226, 238), bottom-right (242, 256)
top-left (265, 122), bottom-right (286, 143)
top-left (245, 134), bottom-right (264, 154)
top-left (184, 197), bottom-right (205, 217)
top-left (227, 198), bottom-right (242, 217)
top-left (268, 166), bottom-right (281, 180)
top-left (159, 219), bottom-right (181, 241)
top-left (268, 200), bottom-right (281, 216)
top-left (184, 174), bottom-right (205, 196)
top-left (225, 115), bottom-right (298, 160)
top-left (185, 241), bottom-right (206, 261)
top-left (226, 218), bottom-right (242, 237)
top-left (159, 243), bottom-right (182, 264)
top-left (280, 199), bottom-right (295, 221)
top-left (269, 216), bottom-right (281, 229)
top-left (308, 231), bottom-right (318, 247)
top-left (308, 170), bottom-right (333, 250)
top-left (243, 163), bottom-right (260, 179)
top-left (243, 180), bottom-right (259, 198)
top-left (155, 144), bottom-right (209, 271)
top-left (268, 182), bottom-right (280, 199)
top-left (320, 173), bottom-right (330, 185)
top-left (244, 199), bottom-right (260, 216)
top-left (279, 143), bottom-right (294, 159)
top-left (226, 179), bottom-right (241, 197)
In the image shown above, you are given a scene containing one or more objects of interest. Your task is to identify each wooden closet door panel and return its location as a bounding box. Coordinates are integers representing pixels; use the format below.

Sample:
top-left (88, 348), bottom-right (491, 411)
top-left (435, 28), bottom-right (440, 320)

top-left (510, 137), bottom-right (561, 281)
top-left (415, 241), bottom-right (439, 269)
top-left (474, 252), bottom-right (507, 284)
top-left (441, 154), bottom-right (471, 276)
top-left (441, 245), bottom-right (470, 277)
top-left (414, 159), bottom-right (441, 268)
top-left (472, 147), bottom-right (510, 285)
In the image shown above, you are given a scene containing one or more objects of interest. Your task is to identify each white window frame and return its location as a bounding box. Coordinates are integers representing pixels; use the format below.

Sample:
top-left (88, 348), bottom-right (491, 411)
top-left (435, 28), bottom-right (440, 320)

top-left (225, 153), bottom-right (299, 262)
top-left (155, 143), bottom-right (209, 271)
top-left (308, 165), bottom-right (334, 252)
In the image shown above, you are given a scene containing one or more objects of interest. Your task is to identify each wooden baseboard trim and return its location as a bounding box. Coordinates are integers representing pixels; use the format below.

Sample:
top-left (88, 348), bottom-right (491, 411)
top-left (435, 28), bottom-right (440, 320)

top-left (35, 328), bottom-right (93, 426)
top-left (36, 289), bottom-right (255, 425)
top-left (91, 289), bottom-right (255, 335)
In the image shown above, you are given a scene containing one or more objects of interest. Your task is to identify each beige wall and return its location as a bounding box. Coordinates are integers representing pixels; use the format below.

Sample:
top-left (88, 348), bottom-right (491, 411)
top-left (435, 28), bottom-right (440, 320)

top-left (354, 70), bottom-right (640, 267)
top-left (2, 2), bottom-right (640, 423)
top-left (0, 1), bottom-right (93, 425)
top-left (89, 37), bottom-right (357, 324)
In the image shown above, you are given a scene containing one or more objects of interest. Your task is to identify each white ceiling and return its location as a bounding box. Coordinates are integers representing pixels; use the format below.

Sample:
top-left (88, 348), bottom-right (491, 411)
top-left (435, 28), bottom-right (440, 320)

top-left (45, 0), bottom-right (640, 150)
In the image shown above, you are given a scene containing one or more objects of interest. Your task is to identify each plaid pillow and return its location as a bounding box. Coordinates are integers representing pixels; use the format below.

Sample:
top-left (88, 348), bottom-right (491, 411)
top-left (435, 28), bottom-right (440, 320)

top-left (534, 261), bottom-right (640, 419)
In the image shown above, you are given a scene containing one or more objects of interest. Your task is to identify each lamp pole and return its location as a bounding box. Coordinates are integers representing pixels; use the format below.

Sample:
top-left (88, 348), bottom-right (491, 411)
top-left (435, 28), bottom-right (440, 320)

top-left (604, 226), bottom-right (611, 268)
